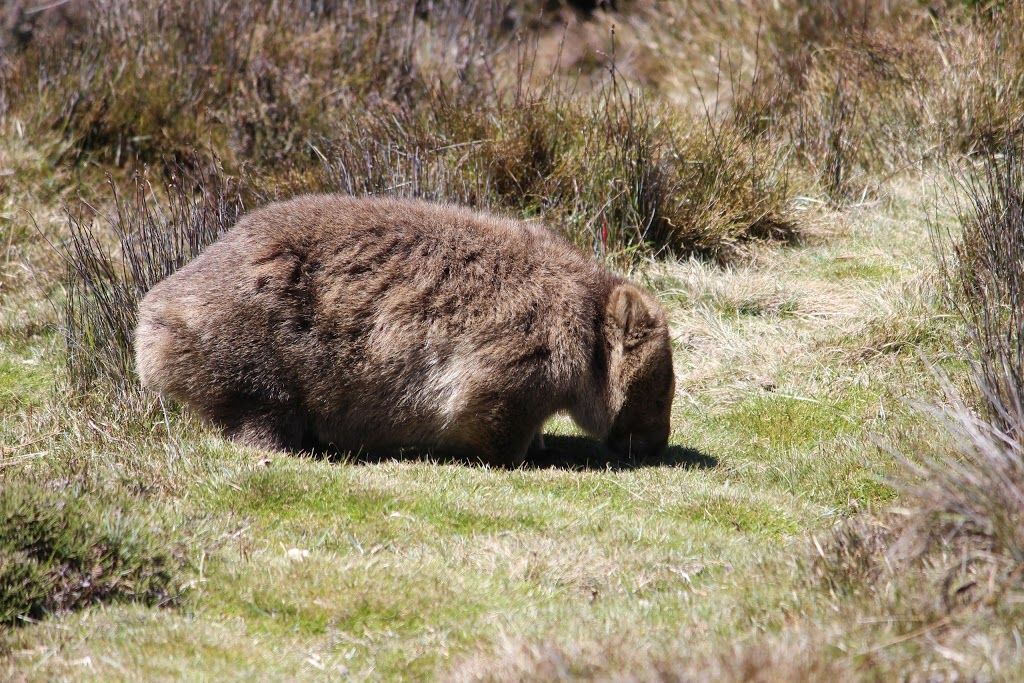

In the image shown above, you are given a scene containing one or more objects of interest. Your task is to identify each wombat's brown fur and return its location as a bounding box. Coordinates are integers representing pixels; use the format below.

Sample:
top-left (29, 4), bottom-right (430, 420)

top-left (135, 195), bottom-right (674, 464)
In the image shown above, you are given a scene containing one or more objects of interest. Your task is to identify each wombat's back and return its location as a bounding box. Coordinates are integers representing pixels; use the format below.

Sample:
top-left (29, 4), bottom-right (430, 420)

top-left (136, 195), bottom-right (616, 458)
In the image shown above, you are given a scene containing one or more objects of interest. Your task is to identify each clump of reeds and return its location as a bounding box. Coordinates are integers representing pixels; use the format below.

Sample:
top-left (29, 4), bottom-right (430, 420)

top-left (62, 162), bottom-right (248, 390)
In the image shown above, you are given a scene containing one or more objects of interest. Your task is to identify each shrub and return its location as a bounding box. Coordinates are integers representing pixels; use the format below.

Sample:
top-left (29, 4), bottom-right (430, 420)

top-left (2, 1), bottom-right (512, 170)
top-left (721, 1), bottom-right (1024, 198)
top-left (314, 76), bottom-right (796, 265)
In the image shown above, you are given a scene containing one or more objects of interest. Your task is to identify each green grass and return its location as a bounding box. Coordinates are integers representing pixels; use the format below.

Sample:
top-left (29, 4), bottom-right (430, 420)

top-left (0, 341), bottom-right (51, 411)
top-left (821, 258), bottom-right (898, 282)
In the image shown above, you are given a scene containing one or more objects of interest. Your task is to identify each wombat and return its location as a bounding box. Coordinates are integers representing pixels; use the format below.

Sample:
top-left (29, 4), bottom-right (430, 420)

top-left (135, 195), bottom-right (675, 464)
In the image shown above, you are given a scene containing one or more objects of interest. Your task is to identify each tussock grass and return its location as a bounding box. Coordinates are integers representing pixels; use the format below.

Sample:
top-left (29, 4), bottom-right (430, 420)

top-left (640, 1), bottom-right (1024, 200)
top-left (5, 1), bottom-right (801, 273)
top-left (314, 79), bottom-right (796, 264)
top-left (913, 134), bottom-right (1024, 565)
top-left (2, 1), bottom-right (503, 168)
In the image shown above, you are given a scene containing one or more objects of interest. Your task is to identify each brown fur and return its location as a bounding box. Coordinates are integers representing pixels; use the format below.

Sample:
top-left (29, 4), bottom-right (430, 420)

top-left (135, 195), bottom-right (674, 464)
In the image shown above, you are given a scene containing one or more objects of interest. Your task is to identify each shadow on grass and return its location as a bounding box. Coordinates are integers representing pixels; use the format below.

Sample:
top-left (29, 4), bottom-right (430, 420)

top-left (304, 434), bottom-right (718, 472)
top-left (533, 435), bottom-right (718, 471)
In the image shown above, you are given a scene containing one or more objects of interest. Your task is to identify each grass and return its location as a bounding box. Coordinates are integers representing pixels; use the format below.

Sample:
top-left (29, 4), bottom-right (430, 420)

top-left (62, 164), bottom-right (247, 389)
top-left (3, 0), bottom-right (1024, 680)
top-left (0, 337), bottom-right (51, 411)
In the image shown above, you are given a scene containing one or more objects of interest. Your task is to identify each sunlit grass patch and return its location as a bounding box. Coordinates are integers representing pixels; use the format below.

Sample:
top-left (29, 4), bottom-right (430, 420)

top-left (821, 257), bottom-right (898, 282)
top-left (758, 439), bottom-right (897, 513)
top-left (669, 495), bottom-right (800, 538)
top-left (3, 604), bottom-right (354, 679)
top-left (206, 462), bottom-right (558, 543)
top-left (672, 372), bottom-right (900, 515)
top-left (189, 457), bottom-right (770, 677)
top-left (717, 393), bottom-right (861, 453)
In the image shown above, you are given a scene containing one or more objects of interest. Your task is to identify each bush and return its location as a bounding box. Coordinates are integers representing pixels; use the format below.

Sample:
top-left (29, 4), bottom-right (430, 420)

top-left (722, 1), bottom-right (1024, 198)
top-left (314, 77), bottom-right (795, 265)
top-left (2, 1), bottom-right (512, 169)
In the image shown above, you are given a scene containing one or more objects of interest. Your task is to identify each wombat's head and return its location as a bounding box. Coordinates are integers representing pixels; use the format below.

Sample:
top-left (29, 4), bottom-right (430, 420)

top-left (604, 284), bottom-right (675, 460)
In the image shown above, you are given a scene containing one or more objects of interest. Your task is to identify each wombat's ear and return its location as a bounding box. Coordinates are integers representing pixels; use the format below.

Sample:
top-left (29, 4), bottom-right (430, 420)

top-left (607, 284), bottom-right (657, 342)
